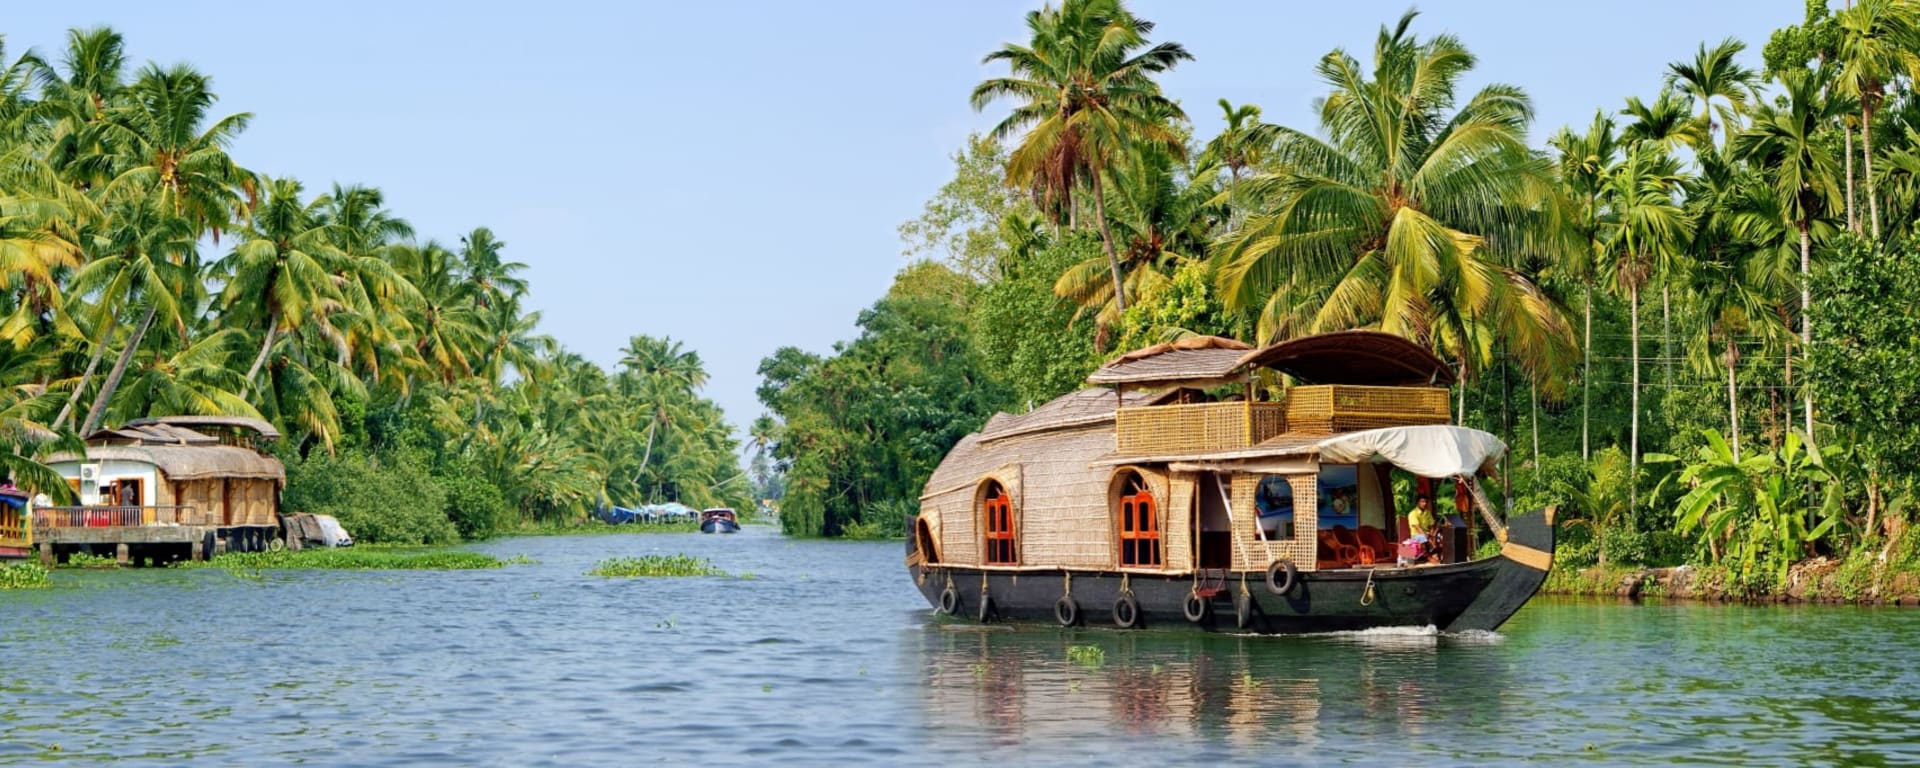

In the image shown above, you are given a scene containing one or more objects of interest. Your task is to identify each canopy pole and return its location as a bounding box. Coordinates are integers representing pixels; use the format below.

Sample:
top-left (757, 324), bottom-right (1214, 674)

top-left (1455, 474), bottom-right (1506, 543)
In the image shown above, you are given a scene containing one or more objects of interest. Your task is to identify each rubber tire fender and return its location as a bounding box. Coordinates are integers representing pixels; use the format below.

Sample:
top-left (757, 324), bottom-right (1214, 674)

top-left (1112, 594), bottom-right (1142, 629)
top-left (938, 585), bottom-right (960, 615)
top-left (1054, 596), bottom-right (1080, 627)
top-left (1265, 559), bottom-right (1299, 596)
top-left (1182, 592), bottom-right (1210, 623)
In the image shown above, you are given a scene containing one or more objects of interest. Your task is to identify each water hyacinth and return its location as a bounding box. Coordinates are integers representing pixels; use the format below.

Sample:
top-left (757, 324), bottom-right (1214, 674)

top-left (0, 563), bottom-right (51, 590)
top-left (176, 549), bottom-right (508, 571)
top-left (589, 555), bottom-right (726, 578)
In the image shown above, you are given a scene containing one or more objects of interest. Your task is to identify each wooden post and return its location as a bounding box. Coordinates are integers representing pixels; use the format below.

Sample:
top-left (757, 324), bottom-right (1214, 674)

top-left (38, 542), bottom-right (52, 566)
top-left (115, 543), bottom-right (130, 565)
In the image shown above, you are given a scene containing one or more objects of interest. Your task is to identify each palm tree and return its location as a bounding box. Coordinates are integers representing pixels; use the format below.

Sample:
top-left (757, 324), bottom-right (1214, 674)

top-left (314, 184), bottom-right (417, 391)
top-left (217, 177), bottom-right (344, 393)
top-left (1213, 10), bottom-right (1570, 373)
top-left (1734, 67), bottom-right (1844, 441)
top-left (1549, 112), bottom-right (1619, 460)
top-left (1053, 139), bottom-right (1220, 327)
top-left (1664, 37), bottom-right (1761, 148)
top-left (971, 0), bottom-right (1191, 313)
top-left (456, 227), bottom-right (527, 309)
top-left (1620, 90), bottom-right (1706, 153)
top-left (71, 199), bottom-right (198, 435)
top-left (1836, 0), bottom-right (1918, 239)
top-left (29, 26), bottom-right (128, 183)
top-left (1603, 143), bottom-right (1692, 513)
top-left (393, 240), bottom-right (482, 384)
top-left (78, 64), bottom-right (251, 434)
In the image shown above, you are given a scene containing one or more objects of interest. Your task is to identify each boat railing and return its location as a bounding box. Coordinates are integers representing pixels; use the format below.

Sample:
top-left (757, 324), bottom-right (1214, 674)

top-left (0, 505), bottom-right (28, 546)
top-left (33, 506), bottom-right (194, 529)
top-left (1285, 385), bottom-right (1450, 434)
top-left (1115, 401), bottom-right (1288, 456)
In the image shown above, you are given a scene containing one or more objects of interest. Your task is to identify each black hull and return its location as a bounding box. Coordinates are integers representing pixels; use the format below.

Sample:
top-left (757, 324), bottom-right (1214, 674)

top-left (910, 508), bottom-right (1555, 634)
top-left (700, 519), bottom-right (739, 534)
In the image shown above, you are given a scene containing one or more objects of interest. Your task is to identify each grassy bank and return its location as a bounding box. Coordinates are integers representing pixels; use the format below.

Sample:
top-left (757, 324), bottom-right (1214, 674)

top-left (1542, 547), bottom-right (1920, 605)
top-left (177, 548), bottom-right (510, 571)
top-left (589, 555), bottom-right (726, 578)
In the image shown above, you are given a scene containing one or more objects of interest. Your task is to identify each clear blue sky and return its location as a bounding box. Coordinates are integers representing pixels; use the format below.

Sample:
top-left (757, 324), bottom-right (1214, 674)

top-left (14, 2), bottom-right (1800, 440)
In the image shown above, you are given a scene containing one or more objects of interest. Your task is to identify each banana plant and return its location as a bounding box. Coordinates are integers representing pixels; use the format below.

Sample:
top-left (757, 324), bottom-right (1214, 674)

top-left (1656, 429), bottom-right (1844, 583)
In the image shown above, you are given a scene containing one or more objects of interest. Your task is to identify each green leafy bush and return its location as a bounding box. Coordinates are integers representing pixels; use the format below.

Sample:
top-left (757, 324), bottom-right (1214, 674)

top-left (283, 451), bottom-right (458, 545)
top-left (436, 466), bottom-right (512, 540)
top-left (0, 562), bottom-right (50, 589)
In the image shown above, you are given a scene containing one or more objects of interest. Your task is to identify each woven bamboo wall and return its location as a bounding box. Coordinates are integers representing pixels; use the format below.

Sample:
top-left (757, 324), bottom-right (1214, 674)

top-left (1287, 474), bottom-right (1321, 571)
top-left (1286, 385), bottom-right (1450, 434)
top-left (1114, 402), bottom-right (1287, 455)
top-left (1165, 472), bottom-right (1194, 572)
top-left (921, 425), bottom-right (1120, 569)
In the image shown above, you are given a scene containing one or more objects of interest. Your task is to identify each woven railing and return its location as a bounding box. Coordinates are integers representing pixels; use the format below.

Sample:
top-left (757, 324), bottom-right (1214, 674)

top-left (33, 506), bottom-right (189, 529)
top-left (1286, 385), bottom-right (1450, 434)
top-left (1115, 402), bottom-right (1288, 455)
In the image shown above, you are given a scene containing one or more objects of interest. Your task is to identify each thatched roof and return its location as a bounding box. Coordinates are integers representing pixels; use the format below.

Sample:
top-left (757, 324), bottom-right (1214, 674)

top-left (1085, 336), bottom-right (1254, 386)
top-left (1237, 330), bottom-right (1455, 386)
top-left (43, 445), bottom-right (285, 482)
top-left (1086, 330), bottom-right (1454, 388)
top-left (88, 423), bottom-right (220, 446)
top-left (980, 388), bottom-right (1168, 443)
top-left (123, 415), bottom-right (281, 441)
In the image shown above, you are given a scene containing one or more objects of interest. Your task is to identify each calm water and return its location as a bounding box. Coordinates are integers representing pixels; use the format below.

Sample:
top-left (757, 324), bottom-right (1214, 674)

top-left (1, 526), bottom-right (1916, 766)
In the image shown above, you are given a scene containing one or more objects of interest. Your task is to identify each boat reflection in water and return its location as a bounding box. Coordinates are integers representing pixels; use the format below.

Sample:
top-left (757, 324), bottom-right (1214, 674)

top-left (910, 623), bottom-right (1509, 759)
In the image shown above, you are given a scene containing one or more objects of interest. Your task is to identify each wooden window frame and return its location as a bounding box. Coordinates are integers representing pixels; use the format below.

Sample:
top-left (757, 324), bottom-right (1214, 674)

top-left (982, 482), bottom-right (1018, 565)
top-left (1117, 472), bottom-right (1162, 568)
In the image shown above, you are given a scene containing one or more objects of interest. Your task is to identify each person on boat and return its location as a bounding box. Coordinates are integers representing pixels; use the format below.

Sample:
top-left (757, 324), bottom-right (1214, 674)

top-left (1399, 497), bottom-right (1443, 566)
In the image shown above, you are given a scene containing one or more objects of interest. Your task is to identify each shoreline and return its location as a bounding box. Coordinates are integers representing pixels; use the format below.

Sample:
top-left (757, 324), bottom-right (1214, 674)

top-left (1543, 557), bottom-right (1920, 606)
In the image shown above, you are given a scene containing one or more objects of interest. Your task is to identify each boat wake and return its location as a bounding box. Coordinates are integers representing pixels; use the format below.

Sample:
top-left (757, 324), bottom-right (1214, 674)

top-left (1278, 625), bottom-right (1507, 648)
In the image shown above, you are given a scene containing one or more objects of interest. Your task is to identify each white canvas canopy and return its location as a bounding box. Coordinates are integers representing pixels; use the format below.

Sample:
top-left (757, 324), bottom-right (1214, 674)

top-left (1314, 425), bottom-right (1506, 479)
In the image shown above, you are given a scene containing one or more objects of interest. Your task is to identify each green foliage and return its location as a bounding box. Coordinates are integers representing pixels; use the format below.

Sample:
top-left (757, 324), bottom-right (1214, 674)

top-left (283, 450), bottom-right (457, 545)
top-left (1812, 239), bottom-right (1920, 506)
top-left (760, 263), bottom-right (1011, 537)
top-left (843, 498), bottom-right (915, 540)
top-left (1665, 429), bottom-right (1845, 583)
top-left (1066, 644), bottom-right (1106, 667)
top-left (589, 555), bottom-right (726, 578)
top-left (1116, 259), bottom-right (1246, 351)
top-left (970, 233), bottom-right (1105, 406)
top-left (434, 464), bottom-right (512, 540)
top-left (0, 562), bottom-right (50, 589)
top-left (180, 548), bottom-right (505, 570)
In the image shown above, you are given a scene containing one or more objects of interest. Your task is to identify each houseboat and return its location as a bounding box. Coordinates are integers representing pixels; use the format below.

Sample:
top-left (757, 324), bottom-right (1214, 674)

top-left (700, 508), bottom-right (740, 534)
top-left (906, 331), bottom-right (1556, 633)
top-left (36, 415), bottom-right (287, 565)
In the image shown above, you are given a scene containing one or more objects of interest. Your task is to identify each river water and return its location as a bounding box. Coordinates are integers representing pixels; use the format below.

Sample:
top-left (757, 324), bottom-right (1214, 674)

top-left (1, 525), bottom-right (1916, 766)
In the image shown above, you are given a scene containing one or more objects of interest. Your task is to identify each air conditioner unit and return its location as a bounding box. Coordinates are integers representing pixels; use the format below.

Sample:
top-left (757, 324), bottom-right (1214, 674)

top-left (79, 464), bottom-right (98, 483)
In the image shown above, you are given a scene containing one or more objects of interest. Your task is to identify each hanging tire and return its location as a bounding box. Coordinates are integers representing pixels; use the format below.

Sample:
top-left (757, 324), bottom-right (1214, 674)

top-left (1054, 596), bottom-right (1080, 627)
top-left (938, 586), bottom-right (959, 615)
top-left (1265, 559), bottom-right (1298, 596)
top-left (976, 594), bottom-right (993, 623)
top-left (1183, 592), bottom-right (1210, 623)
top-left (1234, 591), bottom-right (1255, 629)
top-left (1113, 594), bottom-right (1142, 629)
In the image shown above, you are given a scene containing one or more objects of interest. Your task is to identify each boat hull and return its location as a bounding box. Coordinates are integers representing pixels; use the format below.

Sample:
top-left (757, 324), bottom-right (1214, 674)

top-left (700, 518), bottom-right (740, 534)
top-left (910, 508), bottom-right (1555, 634)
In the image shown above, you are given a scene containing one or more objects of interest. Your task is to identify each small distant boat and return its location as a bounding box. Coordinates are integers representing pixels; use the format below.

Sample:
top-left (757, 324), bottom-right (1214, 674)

top-left (700, 508), bottom-right (740, 534)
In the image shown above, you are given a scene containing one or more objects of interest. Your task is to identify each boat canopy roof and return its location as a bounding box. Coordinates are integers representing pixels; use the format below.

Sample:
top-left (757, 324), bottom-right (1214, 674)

top-left (1085, 330), bottom-right (1454, 389)
top-left (1097, 424), bottom-right (1504, 478)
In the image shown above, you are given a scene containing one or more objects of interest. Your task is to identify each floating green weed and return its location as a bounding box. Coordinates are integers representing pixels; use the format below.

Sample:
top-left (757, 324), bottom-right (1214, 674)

top-left (1066, 644), bottom-right (1105, 667)
top-left (0, 563), bottom-right (50, 590)
top-left (589, 555), bottom-right (725, 578)
top-left (177, 549), bottom-right (505, 571)
top-left (60, 552), bottom-right (119, 570)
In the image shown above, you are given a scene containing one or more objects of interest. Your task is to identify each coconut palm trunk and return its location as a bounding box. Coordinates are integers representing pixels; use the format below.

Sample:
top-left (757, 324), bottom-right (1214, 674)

top-left (81, 303), bottom-right (158, 436)
top-left (1845, 124), bottom-right (1857, 233)
top-left (1799, 224), bottom-right (1813, 439)
top-left (244, 325), bottom-right (277, 395)
top-left (1864, 102), bottom-right (1880, 239)
top-left (1583, 283), bottom-right (1592, 460)
top-left (1530, 380), bottom-right (1540, 475)
top-left (1663, 285), bottom-right (1673, 390)
top-left (1089, 170), bottom-right (1127, 312)
top-left (54, 312), bottom-right (117, 431)
top-left (1629, 278), bottom-right (1640, 515)
top-left (1726, 334), bottom-right (1741, 462)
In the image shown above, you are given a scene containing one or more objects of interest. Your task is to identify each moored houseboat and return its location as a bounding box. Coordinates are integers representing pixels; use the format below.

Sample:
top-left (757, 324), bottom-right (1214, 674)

top-left (906, 331), bottom-right (1556, 633)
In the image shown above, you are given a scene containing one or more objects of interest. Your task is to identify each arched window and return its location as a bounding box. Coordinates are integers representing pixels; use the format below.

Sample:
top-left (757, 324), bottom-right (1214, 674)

top-left (981, 481), bottom-right (1017, 565)
top-left (1116, 472), bottom-right (1161, 568)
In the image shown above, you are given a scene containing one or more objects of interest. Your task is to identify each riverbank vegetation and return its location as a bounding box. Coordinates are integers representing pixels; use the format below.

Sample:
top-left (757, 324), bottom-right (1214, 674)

top-left (0, 27), bottom-right (749, 543)
top-left (756, 0), bottom-right (1920, 597)
top-left (0, 562), bottom-right (50, 589)
top-left (178, 548), bottom-right (508, 571)
top-left (588, 554), bottom-right (727, 578)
